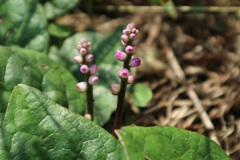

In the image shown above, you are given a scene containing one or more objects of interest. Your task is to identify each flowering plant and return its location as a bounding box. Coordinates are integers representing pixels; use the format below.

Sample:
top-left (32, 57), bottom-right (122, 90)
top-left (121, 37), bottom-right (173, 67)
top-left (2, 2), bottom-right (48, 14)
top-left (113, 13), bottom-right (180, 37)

top-left (0, 1), bottom-right (230, 158)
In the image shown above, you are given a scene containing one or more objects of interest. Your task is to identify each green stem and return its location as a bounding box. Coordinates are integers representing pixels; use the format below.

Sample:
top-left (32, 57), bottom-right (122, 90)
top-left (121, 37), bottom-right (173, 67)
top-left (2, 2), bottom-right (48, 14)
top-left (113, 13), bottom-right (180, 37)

top-left (112, 55), bottom-right (131, 137)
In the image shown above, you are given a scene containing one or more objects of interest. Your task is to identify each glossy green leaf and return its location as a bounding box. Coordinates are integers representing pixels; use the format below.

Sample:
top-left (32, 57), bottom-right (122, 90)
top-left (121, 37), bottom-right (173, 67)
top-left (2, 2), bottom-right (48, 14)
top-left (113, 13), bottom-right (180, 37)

top-left (0, 46), bottom-right (85, 116)
top-left (51, 28), bottom-right (124, 125)
top-left (0, 84), bottom-right (125, 160)
top-left (0, 0), bottom-right (49, 52)
top-left (132, 83), bottom-right (153, 107)
top-left (42, 0), bottom-right (80, 19)
top-left (116, 126), bottom-right (230, 160)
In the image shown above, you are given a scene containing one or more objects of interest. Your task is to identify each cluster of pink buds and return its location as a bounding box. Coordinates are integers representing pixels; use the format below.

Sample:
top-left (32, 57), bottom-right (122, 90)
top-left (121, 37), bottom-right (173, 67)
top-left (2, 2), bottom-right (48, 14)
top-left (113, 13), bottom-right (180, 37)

top-left (111, 22), bottom-right (141, 95)
top-left (74, 38), bottom-right (99, 92)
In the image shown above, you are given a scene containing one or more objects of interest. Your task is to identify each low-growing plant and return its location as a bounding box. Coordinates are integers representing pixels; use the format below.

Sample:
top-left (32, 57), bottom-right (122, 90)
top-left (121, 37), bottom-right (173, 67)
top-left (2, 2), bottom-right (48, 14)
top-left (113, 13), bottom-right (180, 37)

top-left (0, 1), bottom-right (230, 159)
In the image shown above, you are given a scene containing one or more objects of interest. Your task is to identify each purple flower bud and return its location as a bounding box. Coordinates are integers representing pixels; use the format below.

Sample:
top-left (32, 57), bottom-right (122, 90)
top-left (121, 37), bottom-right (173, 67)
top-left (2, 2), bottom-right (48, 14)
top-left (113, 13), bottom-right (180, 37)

top-left (90, 65), bottom-right (98, 75)
top-left (129, 33), bottom-right (136, 40)
top-left (88, 76), bottom-right (99, 85)
top-left (129, 58), bottom-right (141, 67)
top-left (74, 55), bottom-right (83, 64)
top-left (80, 38), bottom-right (88, 43)
top-left (80, 64), bottom-right (89, 74)
top-left (80, 48), bottom-right (87, 55)
top-left (119, 68), bottom-right (129, 79)
top-left (123, 29), bottom-right (131, 35)
top-left (127, 75), bottom-right (135, 84)
top-left (76, 82), bottom-right (87, 92)
top-left (110, 84), bottom-right (121, 95)
top-left (115, 50), bottom-right (127, 61)
top-left (125, 45), bottom-right (134, 54)
top-left (121, 35), bottom-right (129, 43)
top-left (86, 54), bottom-right (94, 62)
top-left (126, 22), bottom-right (135, 30)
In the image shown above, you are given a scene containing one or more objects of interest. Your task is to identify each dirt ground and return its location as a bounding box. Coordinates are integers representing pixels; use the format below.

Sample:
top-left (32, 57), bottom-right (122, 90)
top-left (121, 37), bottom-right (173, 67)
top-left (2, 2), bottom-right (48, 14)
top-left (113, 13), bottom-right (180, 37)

top-left (57, 1), bottom-right (240, 159)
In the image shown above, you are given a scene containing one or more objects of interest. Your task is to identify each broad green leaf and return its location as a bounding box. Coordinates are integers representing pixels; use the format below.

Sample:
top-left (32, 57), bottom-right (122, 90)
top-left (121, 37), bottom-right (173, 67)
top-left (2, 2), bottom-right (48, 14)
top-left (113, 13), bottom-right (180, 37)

top-left (0, 0), bottom-right (49, 52)
top-left (132, 83), bottom-right (153, 107)
top-left (116, 126), bottom-right (230, 160)
top-left (0, 84), bottom-right (125, 160)
top-left (42, 0), bottom-right (80, 19)
top-left (0, 46), bottom-right (85, 116)
top-left (52, 28), bottom-right (124, 125)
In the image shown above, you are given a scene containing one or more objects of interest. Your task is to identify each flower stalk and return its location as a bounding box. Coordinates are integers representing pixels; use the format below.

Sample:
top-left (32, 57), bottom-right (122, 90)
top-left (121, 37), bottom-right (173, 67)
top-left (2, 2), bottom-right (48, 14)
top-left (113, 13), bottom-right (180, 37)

top-left (75, 38), bottom-right (99, 121)
top-left (112, 22), bottom-right (141, 136)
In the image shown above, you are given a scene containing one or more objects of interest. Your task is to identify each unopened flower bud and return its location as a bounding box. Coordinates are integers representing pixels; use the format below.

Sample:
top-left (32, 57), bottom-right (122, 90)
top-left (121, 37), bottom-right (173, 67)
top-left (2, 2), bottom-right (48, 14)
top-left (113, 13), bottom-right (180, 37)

top-left (74, 55), bottom-right (83, 64)
top-left (89, 65), bottom-right (98, 75)
top-left (123, 29), bottom-right (131, 35)
top-left (115, 50), bottom-right (127, 61)
top-left (119, 68), bottom-right (129, 79)
top-left (132, 28), bottom-right (139, 34)
top-left (129, 58), bottom-right (141, 67)
top-left (110, 84), bottom-right (121, 95)
top-left (121, 35), bottom-right (129, 43)
top-left (76, 82), bottom-right (87, 92)
top-left (80, 48), bottom-right (87, 55)
top-left (88, 76), bottom-right (99, 85)
top-left (125, 45), bottom-right (134, 54)
top-left (121, 40), bottom-right (127, 47)
top-left (80, 64), bottom-right (89, 74)
top-left (127, 75), bottom-right (135, 84)
top-left (126, 22), bottom-right (135, 30)
top-left (86, 54), bottom-right (94, 62)
top-left (129, 33), bottom-right (136, 40)
top-left (80, 38), bottom-right (88, 43)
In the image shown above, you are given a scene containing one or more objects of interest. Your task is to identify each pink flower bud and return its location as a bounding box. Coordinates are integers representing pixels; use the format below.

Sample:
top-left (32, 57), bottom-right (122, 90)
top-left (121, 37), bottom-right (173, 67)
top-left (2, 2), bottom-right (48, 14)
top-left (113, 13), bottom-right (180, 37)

top-left (129, 33), bottom-right (136, 40)
top-left (76, 82), bottom-right (87, 92)
top-left (80, 48), bottom-right (87, 55)
top-left (127, 75), bottom-right (135, 84)
top-left (125, 45), bottom-right (134, 54)
top-left (115, 50), bottom-right (127, 61)
top-left (129, 58), bottom-right (141, 67)
top-left (80, 64), bottom-right (89, 74)
top-left (118, 68), bottom-right (129, 79)
top-left (123, 29), bottom-right (131, 35)
top-left (110, 84), bottom-right (121, 95)
top-left (86, 54), bottom-right (94, 62)
top-left (132, 28), bottom-right (139, 34)
top-left (126, 22), bottom-right (135, 30)
top-left (121, 35), bottom-right (129, 43)
top-left (77, 43), bottom-right (82, 50)
top-left (74, 55), bottom-right (83, 64)
top-left (80, 38), bottom-right (88, 43)
top-left (88, 76), bottom-right (99, 85)
top-left (89, 65), bottom-right (98, 75)
top-left (133, 39), bottom-right (140, 46)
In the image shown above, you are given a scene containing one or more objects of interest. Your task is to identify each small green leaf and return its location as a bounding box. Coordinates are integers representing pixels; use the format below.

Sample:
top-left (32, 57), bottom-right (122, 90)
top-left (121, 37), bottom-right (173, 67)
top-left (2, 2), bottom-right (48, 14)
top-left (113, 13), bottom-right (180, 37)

top-left (42, 0), bottom-right (80, 19)
top-left (132, 83), bottom-right (153, 107)
top-left (0, 0), bottom-right (49, 52)
top-left (116, 126), bottom-right (230, 160)
top-left (0, 84), bottom-right (125, 160)
top-left (48, 23), bottom-right (72, 38)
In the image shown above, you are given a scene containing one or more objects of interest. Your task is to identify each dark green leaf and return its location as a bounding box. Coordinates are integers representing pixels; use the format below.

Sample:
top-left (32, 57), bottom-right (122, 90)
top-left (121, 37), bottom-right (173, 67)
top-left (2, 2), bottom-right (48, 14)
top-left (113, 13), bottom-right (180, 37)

top-left (116, 126), bottom-right (230, 160)
top-left (132, 83), bottom-right (153, 107)
top-left (0, 46), bottom-right (85, 116)
top-left (0, 84), bottom-right (125, 160)
top-left (0, 0), bottom-right (49, 52)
